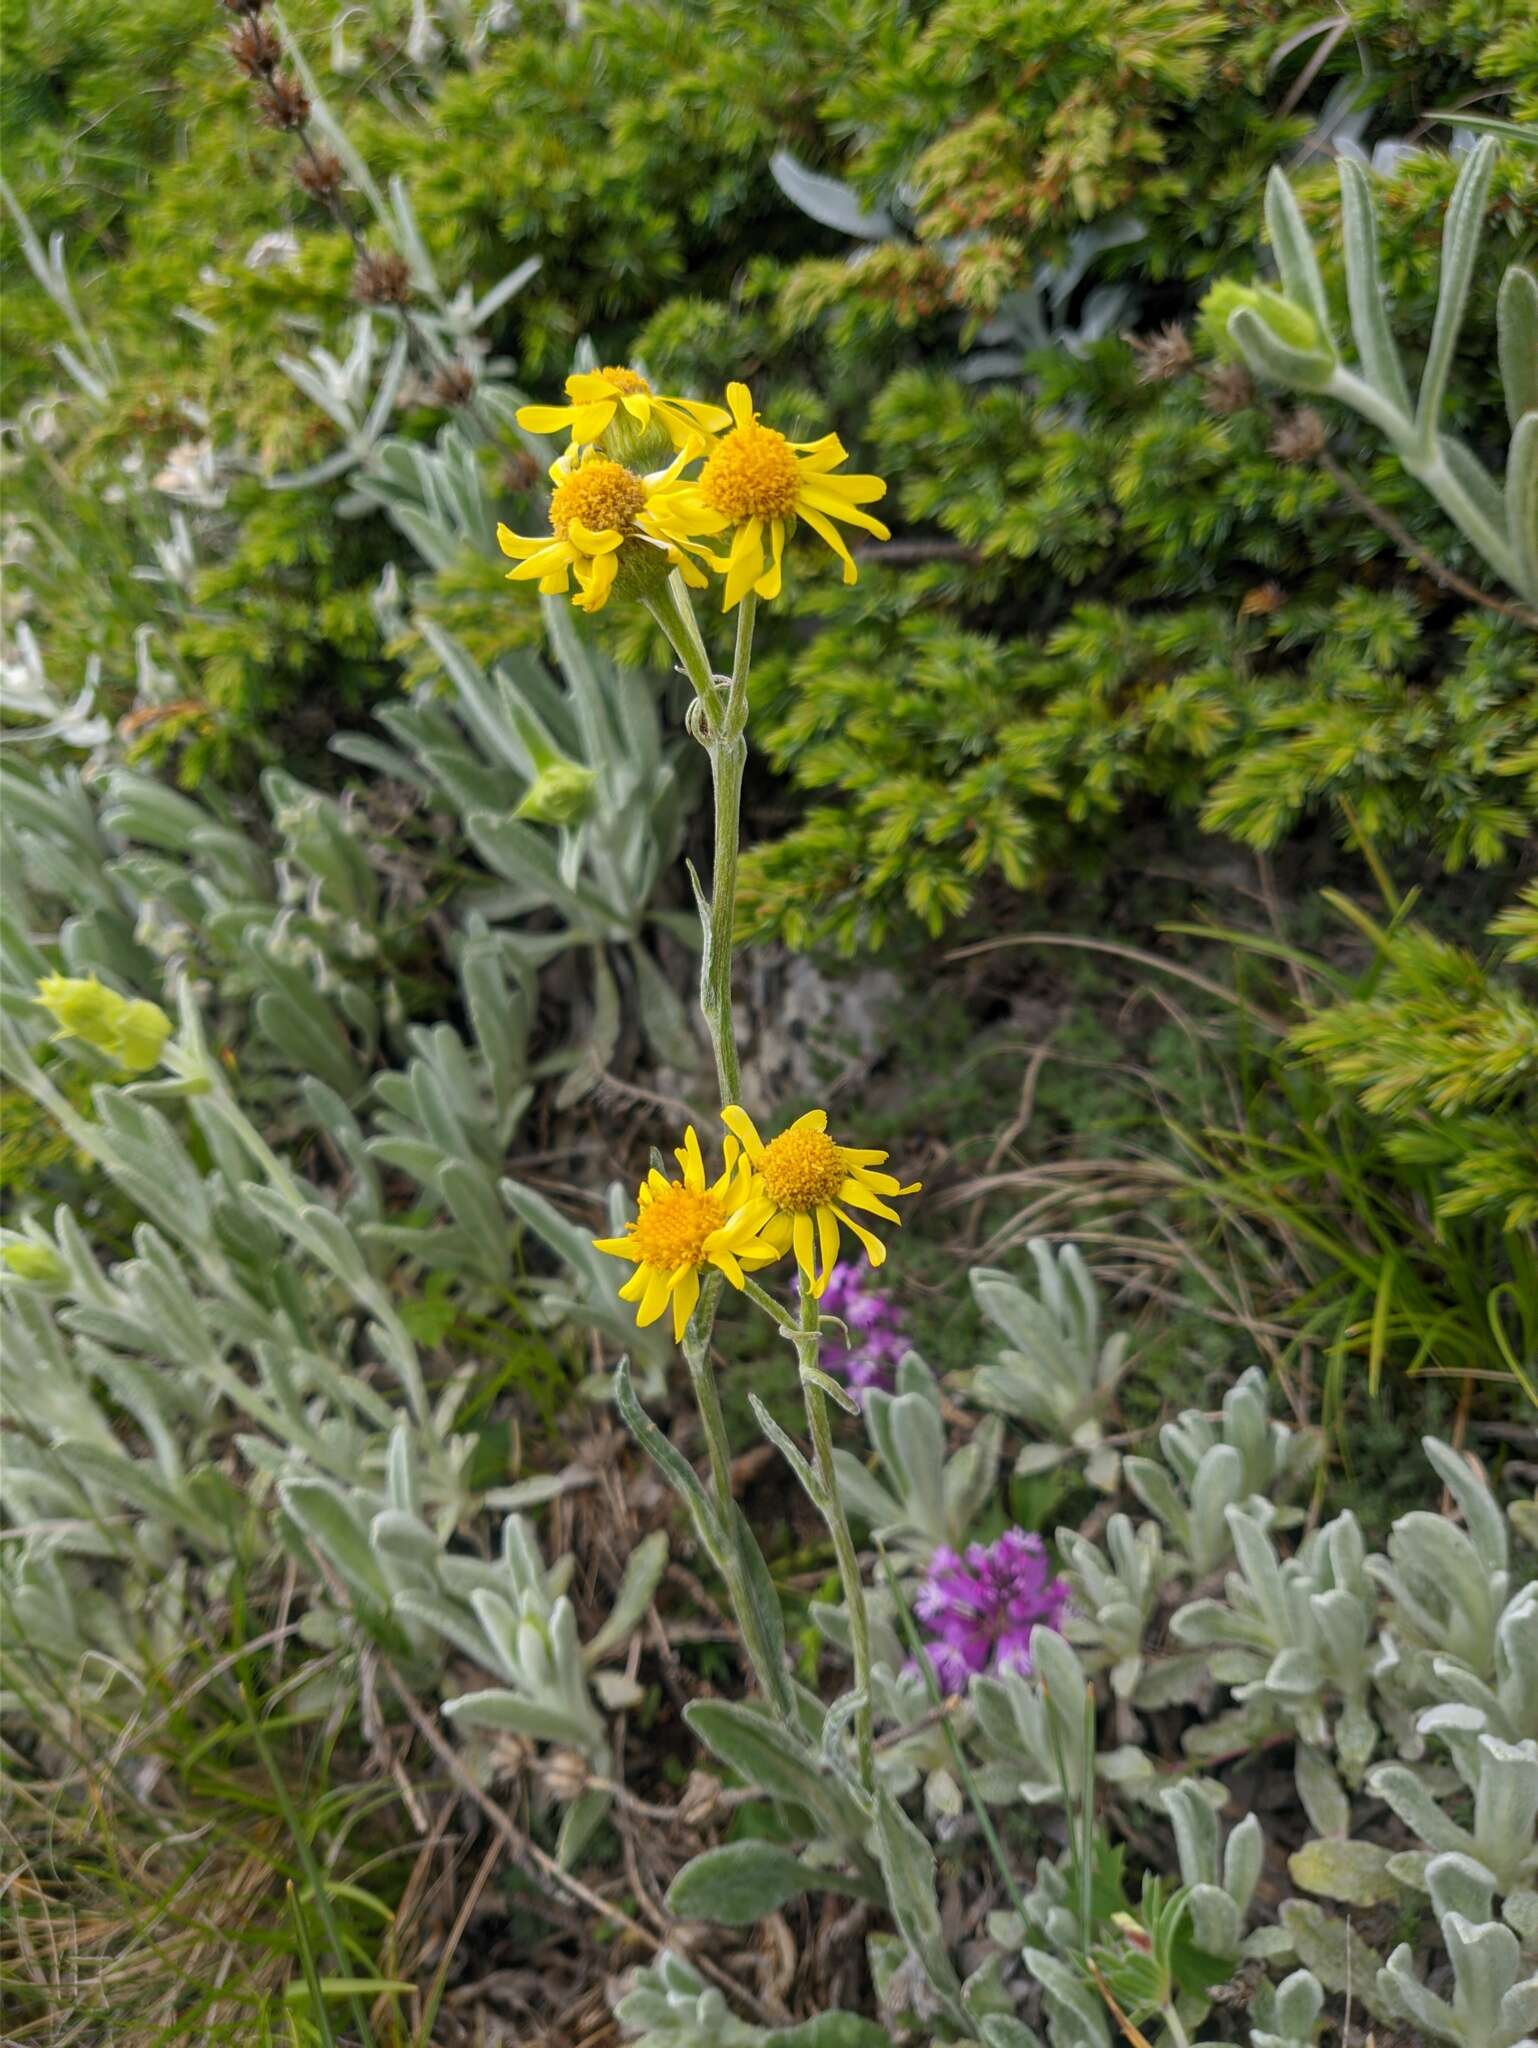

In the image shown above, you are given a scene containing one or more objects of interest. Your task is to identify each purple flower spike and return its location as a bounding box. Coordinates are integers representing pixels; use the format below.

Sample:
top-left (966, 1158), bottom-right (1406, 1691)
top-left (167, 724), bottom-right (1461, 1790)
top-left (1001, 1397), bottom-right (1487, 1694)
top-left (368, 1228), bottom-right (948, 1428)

top-left (805, 1262), bottom-right (909, 1402)
top-left (914, 1529), bottom-right (1070, 1692)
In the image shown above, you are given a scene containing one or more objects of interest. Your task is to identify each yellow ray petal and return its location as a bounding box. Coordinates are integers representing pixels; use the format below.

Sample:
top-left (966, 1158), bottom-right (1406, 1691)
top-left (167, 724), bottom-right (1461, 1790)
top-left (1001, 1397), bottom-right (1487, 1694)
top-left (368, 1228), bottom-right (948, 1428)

top-left (676, 1125), bottom-right (706, 1188)
top-left (802, 470), bottom-right (887, 506)
top-left (514, 404), bottom-right (575, 435)
top-left (721, 521), bottom-right (765, 610)
top-left (567, 400), bottom-right (615, 442)
top-left (754, 521), bottom-right (785, 601)
top-left (791, 1109), bottom-right (829, 1132)
top-left (637, 1266), bottom-right (673, 1325)
top-left (592, 1235), bottom-right (642, 1260)
top-left (831, 1205), bottom-right (887, 1265)
top-left (791, 1210), bottom-right (817, 1281)
top-left (796, 504), bottom-right (857, 585)
top-left (574, 550), bottom-right (618, 611)
top-left (722, 1105), bottom-right (766, 1158)
top-left (817, 1204), bottom-right (840, 1285)
top-left (566, 518), bottom-right (625, 555)
top-left (725, 381), bottom-right (755, 429)
top-left (837, 1179), bottom-right (901, 1224)
top-left (798, 488), bottom-right (891, 539)
top-left (790, 432), bottom-right (849, 468)
top-left (671, 1265), bottom-right (701, 1341)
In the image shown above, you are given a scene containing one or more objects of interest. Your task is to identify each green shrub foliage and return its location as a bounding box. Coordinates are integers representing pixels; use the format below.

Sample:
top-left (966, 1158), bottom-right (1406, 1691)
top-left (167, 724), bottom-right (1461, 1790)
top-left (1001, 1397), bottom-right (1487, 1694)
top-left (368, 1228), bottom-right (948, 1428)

top-left (5, 0), bottom-right (1535, 915)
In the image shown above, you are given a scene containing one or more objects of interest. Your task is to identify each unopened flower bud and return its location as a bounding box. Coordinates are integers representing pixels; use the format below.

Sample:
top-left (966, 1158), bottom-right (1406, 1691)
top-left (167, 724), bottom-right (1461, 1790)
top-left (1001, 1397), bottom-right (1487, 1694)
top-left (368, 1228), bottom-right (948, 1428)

top-left (515, 759), bottom-right (598, 827)
top-left (35, 974), bottom-right (172, 1074)
top-left (2, 1242), bottom-right (67, 1285)
top-left (116, 999), bottom-right (176, 1073)
top-left (1197, 280), bottom-right (1324, 364)
top-left (599, 406), bottom-right (675, 475)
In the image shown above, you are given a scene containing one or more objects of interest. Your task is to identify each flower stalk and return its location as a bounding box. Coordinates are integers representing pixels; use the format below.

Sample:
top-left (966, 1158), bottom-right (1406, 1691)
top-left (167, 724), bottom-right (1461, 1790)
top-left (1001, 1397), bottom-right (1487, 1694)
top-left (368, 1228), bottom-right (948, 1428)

top-left (796, 1282), bottom-right (876, 1789)
top-left (515, 368), bottom-right (903, 1760)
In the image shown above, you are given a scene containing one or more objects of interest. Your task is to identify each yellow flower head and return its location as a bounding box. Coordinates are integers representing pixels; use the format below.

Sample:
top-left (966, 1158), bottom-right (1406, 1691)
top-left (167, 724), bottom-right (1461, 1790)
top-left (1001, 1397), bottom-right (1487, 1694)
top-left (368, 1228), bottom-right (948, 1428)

top-left (516, 367), bottom-right (730, 452)
top-left (693, 382), bottom-right (891, 609)
top-left (35, 974), bottom-right (171, 1074)
top-left (594, 1126), bottom-right (782, 1342)
top-left (722, 1105), bottom-right (919, 1297)
top-left (497, 446), bottom-right (726, 613)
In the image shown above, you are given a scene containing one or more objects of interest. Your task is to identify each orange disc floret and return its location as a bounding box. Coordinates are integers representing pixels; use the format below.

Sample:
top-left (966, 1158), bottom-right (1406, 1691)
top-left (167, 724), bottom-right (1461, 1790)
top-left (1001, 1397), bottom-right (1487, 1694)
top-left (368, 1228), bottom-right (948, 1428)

top-left (758, 1125), bottom-right (847, 1211)
top-left (549, 457), bottom-right (647, 539)
top-left (629, 1182), bottom-right (728, 1271)
top-left (699, 422), bottom-right (804, 524)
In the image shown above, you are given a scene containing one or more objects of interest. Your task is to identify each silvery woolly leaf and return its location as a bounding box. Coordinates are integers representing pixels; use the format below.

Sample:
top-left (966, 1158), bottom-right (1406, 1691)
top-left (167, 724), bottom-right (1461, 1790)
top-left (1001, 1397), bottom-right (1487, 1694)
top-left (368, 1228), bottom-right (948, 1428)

top-left (1508, 413), bottom-right (1538, 607)
top-left (873, 1784), bottom-right (967, 2023)
top-left (1422, 1436), bottom-right (1508, 1578)
top-left (441, 1688), bottom-right (579, 1743)
top-left (556, 1786), bottom-right (609, 1869)
top-left (1279, 1900), bottom-right (1392, 2022)
top-left (1022, 1949), bottom-right (1111, 2047)
top-left (682, 1701), bottom-right (839, 1829)
top-left (584, 1528), bottom-right (668, 1665)
top-left (666, 1841), bottom-right (865, 1927)
top-left (1263, 166), bottom-right (1335, 350)
top-left (769, 149), bottom-right (896, 242)
top-left (1336, 156), bottom-right (1412, 416)
top-left (1295, 1743), bottom-right (1351, 1838)
top-left (279, 1477), bottom-right (389, 1602)
top-left (1413, 138), bottom-right (1497, 450)
top-left (1288, 1837), bottom-right (1401, 1907)
top-left (1500, 267), bottom-right (1538, 430)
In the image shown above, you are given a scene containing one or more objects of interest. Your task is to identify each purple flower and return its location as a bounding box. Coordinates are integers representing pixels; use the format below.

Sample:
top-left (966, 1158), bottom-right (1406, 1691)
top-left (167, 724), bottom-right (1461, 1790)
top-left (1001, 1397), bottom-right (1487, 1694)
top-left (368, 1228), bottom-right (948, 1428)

top-left (806, 1262), bottom-right (909, 1401)
top-left (913, 1529), bottom-right (1070, 1691)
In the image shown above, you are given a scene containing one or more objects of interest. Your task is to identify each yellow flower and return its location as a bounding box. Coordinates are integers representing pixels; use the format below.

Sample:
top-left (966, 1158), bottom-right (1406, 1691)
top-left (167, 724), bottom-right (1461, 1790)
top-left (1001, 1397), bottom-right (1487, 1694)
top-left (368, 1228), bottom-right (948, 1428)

top-left (516, 366), bottom-right (730, 451)
top-left (721, 1106), bottom-right (919, 1296)
top-left (497, 446), bottom-right (725, 613)
top-left (35, 974), bottom-right (171, 1074)
top-left (693, 381), bottom-right (891, 608)
top-left (594, 1126), bottom-right (782, 1341)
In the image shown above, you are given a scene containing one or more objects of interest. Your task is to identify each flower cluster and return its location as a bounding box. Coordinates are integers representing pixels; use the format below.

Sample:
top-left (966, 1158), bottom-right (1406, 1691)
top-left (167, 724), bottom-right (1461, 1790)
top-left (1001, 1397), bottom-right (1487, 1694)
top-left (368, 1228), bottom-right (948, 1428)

top-left (34, 975), bottom-right (171, 1075)
top-left (502, 369), bottom-right (890, 613)
top-left (914, 1530), bottom-right (1070, 1691)
top-left (808, 1262), bottom-right (910, 1401)
top-left (594, 1108), bottom-right (918, 1342)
